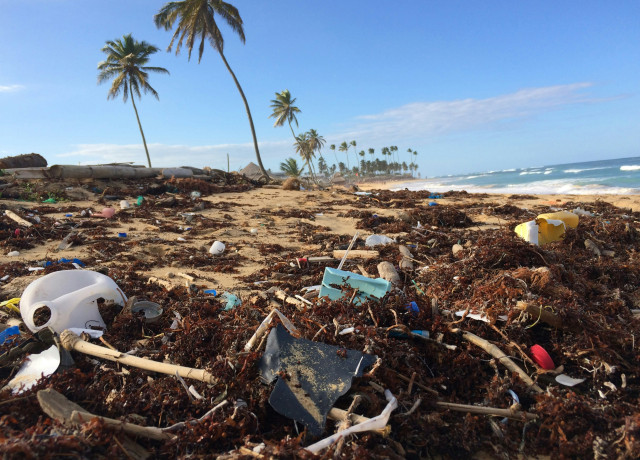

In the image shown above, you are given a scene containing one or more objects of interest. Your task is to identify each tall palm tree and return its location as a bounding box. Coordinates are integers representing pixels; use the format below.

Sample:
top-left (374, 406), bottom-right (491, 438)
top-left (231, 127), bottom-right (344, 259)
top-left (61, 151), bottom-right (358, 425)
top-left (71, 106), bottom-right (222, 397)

top-left (350, 140), bottom-right (357, 168)
top-left (269, 89), bottom-right (300, 138)
top-left (368, 147), bottom-right (375, 160)
top-left (339, 141), bottom-right (350, 170)
top-left (294, 132), bottom-right (318, 183)
top-left (97, 34), bottom-right (169, 168)
top-left (329, 144), bottom-right (338, 168)
top-left (280, 157), bottom-right (304, 178)
top-left (154, 0), bottom-right (269, 181)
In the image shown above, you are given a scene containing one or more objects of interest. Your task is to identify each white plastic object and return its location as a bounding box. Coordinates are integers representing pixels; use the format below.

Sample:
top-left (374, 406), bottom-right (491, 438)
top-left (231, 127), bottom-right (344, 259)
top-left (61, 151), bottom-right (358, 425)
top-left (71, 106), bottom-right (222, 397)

top-left (20, 270), bottom-right (127, 333)
top-left (365, 234), bottom-right (395, 247)
top-left (209, 241), bottom-right (225, 255)
top-left (5, 345), bottom-right (60, 394)
top-left (120, 200), bottom-right (131, 209)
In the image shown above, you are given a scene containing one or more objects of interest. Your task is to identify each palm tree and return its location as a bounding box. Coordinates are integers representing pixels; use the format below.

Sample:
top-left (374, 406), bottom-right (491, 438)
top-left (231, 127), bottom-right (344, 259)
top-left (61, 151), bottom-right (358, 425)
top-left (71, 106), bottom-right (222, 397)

top-left (97, 34), bottom-right (169, 168)
top-left (329, 144), bottom-right (338, 167)
top-left (269, 89), bottom-right (300, 138)
top-left (368, 148), bottom-right (375, 160)
top-left (154, 0), bottom-right (269, 181)
top-left (280, 157), bottom-right (304, 178)
top-left (294, 133), bottom-right (318, 183)
top-left (350, 140), bottom-right (357, 166)
top-left (307, 129), bottom-right (325, 161)
top-left (339, 141), bottom-right (350, 170)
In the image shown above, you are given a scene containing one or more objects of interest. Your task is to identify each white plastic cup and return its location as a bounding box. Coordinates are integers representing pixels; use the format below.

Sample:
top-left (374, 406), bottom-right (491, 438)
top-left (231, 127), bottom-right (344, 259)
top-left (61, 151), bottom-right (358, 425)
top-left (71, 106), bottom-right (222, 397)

top-left (209, 241), bottom-right (225, 255)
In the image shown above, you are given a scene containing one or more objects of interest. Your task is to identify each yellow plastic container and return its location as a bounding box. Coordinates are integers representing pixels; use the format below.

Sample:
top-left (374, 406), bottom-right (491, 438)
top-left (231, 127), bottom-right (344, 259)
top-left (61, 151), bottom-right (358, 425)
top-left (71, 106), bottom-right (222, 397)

top-left (514, 211), bottom-right (579, 245)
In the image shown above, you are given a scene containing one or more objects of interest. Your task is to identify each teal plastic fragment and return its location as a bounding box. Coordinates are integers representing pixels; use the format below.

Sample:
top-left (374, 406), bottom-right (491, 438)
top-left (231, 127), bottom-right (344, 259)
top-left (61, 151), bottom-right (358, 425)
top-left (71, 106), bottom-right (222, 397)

top-left (319, 267), bottom-right (391, 305)
top-left (221, 292), bottom-right (241, 311)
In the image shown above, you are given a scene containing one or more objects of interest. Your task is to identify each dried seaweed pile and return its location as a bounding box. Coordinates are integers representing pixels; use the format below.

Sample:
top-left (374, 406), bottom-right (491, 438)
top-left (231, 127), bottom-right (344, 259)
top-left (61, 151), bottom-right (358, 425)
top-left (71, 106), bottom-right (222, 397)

top-left (1, 184), bottom-right (640, 459)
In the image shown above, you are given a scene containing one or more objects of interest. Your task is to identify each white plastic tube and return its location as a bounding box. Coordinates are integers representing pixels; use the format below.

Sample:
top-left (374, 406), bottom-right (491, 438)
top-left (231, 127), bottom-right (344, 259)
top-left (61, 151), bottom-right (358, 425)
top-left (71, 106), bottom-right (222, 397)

top-left (305, 389), bottom-right (398, 454)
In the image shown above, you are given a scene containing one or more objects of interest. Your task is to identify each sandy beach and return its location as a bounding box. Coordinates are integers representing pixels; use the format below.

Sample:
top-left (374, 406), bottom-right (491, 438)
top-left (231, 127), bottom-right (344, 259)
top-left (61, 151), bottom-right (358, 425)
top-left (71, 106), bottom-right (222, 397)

top-left (1, 175), bottom-right (640, 457)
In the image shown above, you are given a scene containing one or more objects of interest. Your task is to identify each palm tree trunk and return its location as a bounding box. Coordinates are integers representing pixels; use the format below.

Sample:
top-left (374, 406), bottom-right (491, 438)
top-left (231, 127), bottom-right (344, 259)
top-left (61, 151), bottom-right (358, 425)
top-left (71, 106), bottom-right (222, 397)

top-left (129, 81), bottom-right (152, 168)
top-left (218, 50), bottom-right (269, 182)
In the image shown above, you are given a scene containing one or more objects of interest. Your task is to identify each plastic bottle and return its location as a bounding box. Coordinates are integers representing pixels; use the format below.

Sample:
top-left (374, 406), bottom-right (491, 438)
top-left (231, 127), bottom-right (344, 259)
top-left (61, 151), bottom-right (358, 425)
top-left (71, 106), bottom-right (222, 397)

top-left (20, 270), bottom-right (127, 333)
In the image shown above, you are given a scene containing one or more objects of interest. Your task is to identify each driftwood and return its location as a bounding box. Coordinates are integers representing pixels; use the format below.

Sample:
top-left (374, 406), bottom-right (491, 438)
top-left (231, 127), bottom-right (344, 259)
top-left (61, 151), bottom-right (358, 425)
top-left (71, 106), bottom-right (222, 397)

top-left (377, 261), bottom-right (400, 284)
top-left (435, 401), bottom-right (537, 421)
top-left (460, 330), bottom-right (543, 393)
top-left (60, 330), bottom-right (216, 384)
top-left (332, 249), bottom-right (379, 260)
top-left (4, 210), bottom-right (33, 227)
top-left (38, 388), bottom-right (173, 441)
top-left (398, 245), bottom-right (414, 270)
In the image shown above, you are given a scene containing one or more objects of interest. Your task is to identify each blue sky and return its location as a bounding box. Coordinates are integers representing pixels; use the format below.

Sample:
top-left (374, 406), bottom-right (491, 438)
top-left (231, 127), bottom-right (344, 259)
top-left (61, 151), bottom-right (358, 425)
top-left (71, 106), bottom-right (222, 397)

top-left (0, 0), bottom-right (638, 176)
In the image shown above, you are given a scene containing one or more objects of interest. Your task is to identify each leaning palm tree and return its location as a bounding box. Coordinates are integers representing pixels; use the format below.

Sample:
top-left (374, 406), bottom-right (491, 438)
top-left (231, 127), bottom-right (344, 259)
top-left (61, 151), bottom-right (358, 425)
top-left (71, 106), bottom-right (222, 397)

top-left (279, 157), bottom-right (304, 178)
top-left (269, 89), bottom-right (300, 138)
top-left (97, 34), bottom-right (169, 168)
top-left (154, 0), bottom-right (269, 181)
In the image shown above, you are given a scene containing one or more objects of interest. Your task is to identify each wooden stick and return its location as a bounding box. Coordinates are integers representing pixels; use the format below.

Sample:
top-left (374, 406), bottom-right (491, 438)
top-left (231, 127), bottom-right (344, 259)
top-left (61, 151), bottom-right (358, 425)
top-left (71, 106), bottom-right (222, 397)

top-left (5, 210), bottom-right (33, 227)
top-left (70, 411), bottom-right (173, 440)
top-left (274, 290), bottom-right (307, 311)
top-left (38, 388), bottom-right (174, 441)
top-left (461, 330), bottom-right (543, 393)
top-left (60, 330), bottom-right (216, 384)
top-left (435, 401), bottom-right (537, 421)
top-left (333, 249), bottom-right (378, 260)
top-left (327, 407), bottom-right (389, 435)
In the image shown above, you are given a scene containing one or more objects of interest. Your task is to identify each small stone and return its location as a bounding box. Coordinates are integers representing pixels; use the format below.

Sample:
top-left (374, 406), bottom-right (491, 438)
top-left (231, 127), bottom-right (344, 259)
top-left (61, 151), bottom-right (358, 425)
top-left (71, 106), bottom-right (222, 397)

top-left (452, 244), bottom-right (464, 257)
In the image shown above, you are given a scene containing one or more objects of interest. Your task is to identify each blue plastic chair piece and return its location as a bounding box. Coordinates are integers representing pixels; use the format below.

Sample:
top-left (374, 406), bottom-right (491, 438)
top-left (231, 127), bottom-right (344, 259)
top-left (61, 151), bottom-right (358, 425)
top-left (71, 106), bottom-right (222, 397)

top-left (319, 267), bottom-right (391, 306)
top-left (0, 325), bottom-right (20, 346)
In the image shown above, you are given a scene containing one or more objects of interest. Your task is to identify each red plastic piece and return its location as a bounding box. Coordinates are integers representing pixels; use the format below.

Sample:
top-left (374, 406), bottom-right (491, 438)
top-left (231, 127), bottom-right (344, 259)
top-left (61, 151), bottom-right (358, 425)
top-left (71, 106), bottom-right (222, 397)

top-left (530, 344), bottom-right (555, 370)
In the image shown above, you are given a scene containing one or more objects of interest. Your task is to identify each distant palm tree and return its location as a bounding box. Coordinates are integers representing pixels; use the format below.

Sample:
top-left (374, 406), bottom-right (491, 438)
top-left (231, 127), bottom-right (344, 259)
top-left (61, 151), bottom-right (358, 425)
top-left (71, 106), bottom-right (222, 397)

top-left (329, 144), bottom-right (338, 167)
top-left (154, 0), bottom-right (269, 181)
top-left (368, 148), bottom-right (375, 160)
top-left (269, 89), bottom-right (300, 138)
top-left (339, 141), bottom-right (350, 170)
top-left (294, 133), bottom-right (318, 183)
top-left (97, 34), bottom-right (169, 168)
top-left (307, 129), bottom-right (325, 162)
top-left (350, 140), bottom-right (357, 166)
top-left (280, 157), bottom-right (304, 178)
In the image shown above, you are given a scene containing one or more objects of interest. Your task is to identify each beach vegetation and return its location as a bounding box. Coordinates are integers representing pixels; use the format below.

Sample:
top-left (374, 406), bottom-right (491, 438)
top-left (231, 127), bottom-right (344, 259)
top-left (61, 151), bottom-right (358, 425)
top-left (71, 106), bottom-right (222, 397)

top-left (339, 142), bottom-right (350, 170)
top-left (279, 157), bottom-right (304, 178)
top-left (97, 34), bottom-right (169, 168)
top-left (154, 0), bottom-right (270, 182)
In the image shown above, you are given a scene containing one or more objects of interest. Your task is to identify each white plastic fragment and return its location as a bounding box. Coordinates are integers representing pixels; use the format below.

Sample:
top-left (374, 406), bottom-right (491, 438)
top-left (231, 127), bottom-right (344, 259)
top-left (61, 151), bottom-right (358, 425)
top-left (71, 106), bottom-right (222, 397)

top-left (455, 311), bottom-right (508, 322)
top-left (365, 234), bottom-right (395, 247)
top-left (5, 345), bottom-right (60, 394)
top-left (555, 374), bottom-right (586, 387)
top-left (339, 327), bottom-right (355, 335)
top-left (305, 389), bottom-right (398, 454)
top-left (67, 328), bottom-right (104, 339)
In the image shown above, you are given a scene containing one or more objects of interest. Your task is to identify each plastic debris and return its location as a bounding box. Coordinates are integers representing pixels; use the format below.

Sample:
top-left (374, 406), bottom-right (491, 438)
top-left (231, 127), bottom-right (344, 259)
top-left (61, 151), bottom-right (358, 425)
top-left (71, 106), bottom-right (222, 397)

top-left (4, 345), bottom-right (60, 394)
top-left (131, 301), bottom-right (164, 323)
top-left (530, 344), bottom-right (555, 370)
top-left (259, 324), bottom-right (377, 435)
top-left (514, 211), bottom-right (579, 245)
top-left (0, 325), bottom-right (20, 345)
top-left (20, 270), bottom-right (127, 333)
top-left (364, 234), bottom-right (395, 247)
top-left (555, 374), bottom-right (586, 387)
top-left (220, 292), bottom-right (241, 311)
top-left (319, 267), bottom-right (391, 306)
top-left (209, 241), bottom-right (225, 255)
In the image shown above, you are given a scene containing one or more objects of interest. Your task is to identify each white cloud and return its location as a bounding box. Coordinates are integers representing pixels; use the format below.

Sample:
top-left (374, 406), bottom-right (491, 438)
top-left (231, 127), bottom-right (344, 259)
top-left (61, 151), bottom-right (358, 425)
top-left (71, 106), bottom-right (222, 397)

top-left (340, 82), bottom-right (600, 142)
top-left (0, 84), bottom-right (24, 93)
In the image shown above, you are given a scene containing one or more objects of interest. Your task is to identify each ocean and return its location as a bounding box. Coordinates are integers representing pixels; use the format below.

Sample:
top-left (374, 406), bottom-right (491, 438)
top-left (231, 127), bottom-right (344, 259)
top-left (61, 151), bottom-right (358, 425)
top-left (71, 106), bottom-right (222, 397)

top-left (392, 156), bottom-right (640, 195)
